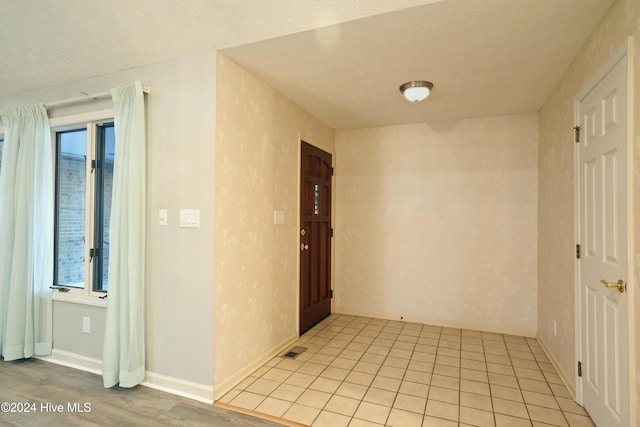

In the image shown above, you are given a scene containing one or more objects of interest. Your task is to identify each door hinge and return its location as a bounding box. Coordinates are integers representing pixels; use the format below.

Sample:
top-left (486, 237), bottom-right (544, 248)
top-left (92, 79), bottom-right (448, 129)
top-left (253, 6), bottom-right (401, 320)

top-left (331, 167), bottom-right (334, 176)
top-left (576, 244), bottom-right (581, 259)
top-left (330, 228), bottom-right (334, 237)
top-left (330, 289), bottom-right (333, 299)
top-left (573, 126), bottom-right (580, 143)
top-left (578, 361), bottom-right (582, 377)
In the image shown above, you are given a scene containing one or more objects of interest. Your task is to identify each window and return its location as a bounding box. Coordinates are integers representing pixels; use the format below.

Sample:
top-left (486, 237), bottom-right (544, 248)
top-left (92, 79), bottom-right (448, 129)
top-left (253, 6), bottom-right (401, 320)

top-left (53, 121), bottom-right (114, 296)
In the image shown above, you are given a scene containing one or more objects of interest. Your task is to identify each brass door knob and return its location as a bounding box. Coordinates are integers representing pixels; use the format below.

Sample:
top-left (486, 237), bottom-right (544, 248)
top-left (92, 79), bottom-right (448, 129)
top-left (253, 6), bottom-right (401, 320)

top-left (300, 244), bottom-right (309, 251)
top-left (600, 279), bottom-right (626, 293)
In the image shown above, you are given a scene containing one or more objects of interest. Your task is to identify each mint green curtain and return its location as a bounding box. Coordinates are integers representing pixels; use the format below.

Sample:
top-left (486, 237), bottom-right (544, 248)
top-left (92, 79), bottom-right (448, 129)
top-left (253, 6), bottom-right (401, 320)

top-left (0, 104), bottom-right (53, 361)
top-left (102, 82), bottom-right (147, 388)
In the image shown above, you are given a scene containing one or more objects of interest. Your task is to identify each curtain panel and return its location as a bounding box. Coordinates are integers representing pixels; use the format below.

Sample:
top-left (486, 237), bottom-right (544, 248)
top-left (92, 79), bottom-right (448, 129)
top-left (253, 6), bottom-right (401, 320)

top-left (102, 81), bottom-right (147, 388)
top-left (0, 104), bottom-right (53, 360)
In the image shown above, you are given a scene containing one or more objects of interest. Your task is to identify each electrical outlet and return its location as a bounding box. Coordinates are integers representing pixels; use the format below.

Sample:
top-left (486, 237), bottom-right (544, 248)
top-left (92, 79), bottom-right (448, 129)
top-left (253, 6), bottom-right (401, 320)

top-left (83, 316), bottom-right (91, 334)
top-left (553, 320), bottom-right (557, 336)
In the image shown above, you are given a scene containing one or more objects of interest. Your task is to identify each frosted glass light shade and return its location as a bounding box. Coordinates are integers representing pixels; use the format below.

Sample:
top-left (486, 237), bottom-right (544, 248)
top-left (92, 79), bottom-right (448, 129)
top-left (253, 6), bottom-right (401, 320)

top-left (399, 81), bottom-right (434, 102)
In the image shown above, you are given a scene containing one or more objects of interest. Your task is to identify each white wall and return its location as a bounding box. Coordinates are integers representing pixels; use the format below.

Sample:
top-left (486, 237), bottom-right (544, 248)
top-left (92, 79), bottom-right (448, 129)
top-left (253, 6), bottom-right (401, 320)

top-left (0, 51), bottom-right (216, 400)
top-left (334, 114), bottom-right (539, 335)
top-left (52, 301), bottom-right (105, 361)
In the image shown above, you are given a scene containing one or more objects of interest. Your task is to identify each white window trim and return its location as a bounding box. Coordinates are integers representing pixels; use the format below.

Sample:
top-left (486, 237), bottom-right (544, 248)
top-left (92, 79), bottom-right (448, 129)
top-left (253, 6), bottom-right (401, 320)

top-left (52, 290), bottom-right (107, 308)
top-left (51, 109), bottom-right (114, 307)
top-left (49, 109), bottom-right (114, 128)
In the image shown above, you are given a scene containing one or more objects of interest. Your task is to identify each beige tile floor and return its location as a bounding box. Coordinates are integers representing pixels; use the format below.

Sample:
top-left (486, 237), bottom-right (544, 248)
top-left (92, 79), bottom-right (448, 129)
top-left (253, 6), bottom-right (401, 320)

top-left (218, 314), bottom-right (595, 427)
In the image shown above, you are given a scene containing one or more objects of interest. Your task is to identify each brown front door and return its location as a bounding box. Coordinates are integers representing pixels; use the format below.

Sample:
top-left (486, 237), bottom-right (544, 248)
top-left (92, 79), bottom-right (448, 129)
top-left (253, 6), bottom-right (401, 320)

top-left (299, 141), bottom-right (332, 334)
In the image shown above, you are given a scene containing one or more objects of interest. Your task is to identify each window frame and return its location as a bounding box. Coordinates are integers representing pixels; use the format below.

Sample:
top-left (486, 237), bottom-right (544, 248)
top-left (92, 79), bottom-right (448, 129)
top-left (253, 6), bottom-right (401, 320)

top-left (92, 121), bottom-right (115, 293)
top-left (0, 132), bottom-right (4, 175)
top-left (0, 125), bottom-right (4, 174)
top-left (50, 110), bottom-right (113, 307)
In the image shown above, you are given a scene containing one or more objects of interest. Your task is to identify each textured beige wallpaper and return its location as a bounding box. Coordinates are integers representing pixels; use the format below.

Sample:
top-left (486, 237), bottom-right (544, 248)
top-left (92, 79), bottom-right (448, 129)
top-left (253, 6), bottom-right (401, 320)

top-left (537, 0), bottom-right (639, 410)
top-left (634, 25), bottom-right (640, 427)
top-left (213, 53), bottom-right (334, 393)
top-left (334, 114), bottom-right (538, 335)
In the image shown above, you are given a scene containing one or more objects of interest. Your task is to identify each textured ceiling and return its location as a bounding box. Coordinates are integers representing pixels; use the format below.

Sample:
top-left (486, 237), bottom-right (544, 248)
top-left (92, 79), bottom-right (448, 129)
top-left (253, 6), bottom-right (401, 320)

top-left (0, 0), bottom-right (436, 99)
top-left (0, 0), bottom-right (615, 129)
top-left (222, 0), bottom-right (616, 129)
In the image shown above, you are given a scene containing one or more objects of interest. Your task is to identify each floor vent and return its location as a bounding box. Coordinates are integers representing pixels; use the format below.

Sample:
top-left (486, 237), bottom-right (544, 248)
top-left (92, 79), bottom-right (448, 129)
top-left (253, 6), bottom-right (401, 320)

top-left (282, 346), bottom-right (307, 359)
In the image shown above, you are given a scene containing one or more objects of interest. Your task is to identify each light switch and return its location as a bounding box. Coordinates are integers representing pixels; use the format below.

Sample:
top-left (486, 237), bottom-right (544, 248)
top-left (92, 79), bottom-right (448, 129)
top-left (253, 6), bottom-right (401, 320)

top-left (180, 209), bottom-right (200, 228)
top-left (159, 209), bottom-right (167, 226)
top-left (274, 210), bottom-right (285, 225)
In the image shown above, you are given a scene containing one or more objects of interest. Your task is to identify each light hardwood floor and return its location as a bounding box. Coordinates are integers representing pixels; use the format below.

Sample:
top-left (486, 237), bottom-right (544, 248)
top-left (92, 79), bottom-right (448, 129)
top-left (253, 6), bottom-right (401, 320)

top-left (0, 358), bottom-right (289, 426)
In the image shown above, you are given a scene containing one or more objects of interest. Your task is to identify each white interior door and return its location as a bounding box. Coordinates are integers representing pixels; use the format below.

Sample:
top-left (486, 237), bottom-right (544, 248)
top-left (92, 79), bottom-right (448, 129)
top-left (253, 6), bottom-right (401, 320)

top-left (577, 52), bottom-right (629, 427)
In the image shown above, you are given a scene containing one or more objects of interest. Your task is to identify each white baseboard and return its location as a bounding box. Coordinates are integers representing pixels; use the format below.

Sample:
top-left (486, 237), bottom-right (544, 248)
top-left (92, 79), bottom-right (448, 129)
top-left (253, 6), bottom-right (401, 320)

top-left (36, 349), bottom-right (214, 404)
top-left (213, 333), bottom-right (299, 400)
top-left (537, 335), bottom-right (576, 399)
top-left (36, 349), bottom-right (103, 375)
top-left (334, 308), bottom-right (537, 338)
top-left (142, 372), bottom-right (213, 404)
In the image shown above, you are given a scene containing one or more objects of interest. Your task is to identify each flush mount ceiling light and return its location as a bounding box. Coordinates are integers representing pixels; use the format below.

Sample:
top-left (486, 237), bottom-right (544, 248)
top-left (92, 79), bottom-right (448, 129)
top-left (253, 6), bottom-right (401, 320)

top-left (399, 80), bottom-right (434, 103)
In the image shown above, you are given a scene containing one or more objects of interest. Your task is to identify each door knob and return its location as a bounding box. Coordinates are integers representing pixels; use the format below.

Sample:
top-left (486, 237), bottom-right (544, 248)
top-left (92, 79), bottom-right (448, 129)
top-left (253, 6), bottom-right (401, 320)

top-left (300, 243), bottom-right (309, 251)
top-left (600, 279), bottom-right (626, 293)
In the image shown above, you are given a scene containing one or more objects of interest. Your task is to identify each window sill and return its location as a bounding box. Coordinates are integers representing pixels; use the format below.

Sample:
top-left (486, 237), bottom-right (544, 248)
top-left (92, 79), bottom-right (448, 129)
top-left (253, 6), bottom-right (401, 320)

top-left (52, 291), bottom-right (107, 308)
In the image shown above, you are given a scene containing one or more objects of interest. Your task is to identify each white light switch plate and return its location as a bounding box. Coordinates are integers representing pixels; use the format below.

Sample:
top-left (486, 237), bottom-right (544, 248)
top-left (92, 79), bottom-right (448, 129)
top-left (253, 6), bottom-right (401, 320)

top-left (274, 210), bottom-right (285, 225)
top-left (180, 209), bottom-right (200, 228)
top-left (159, 209), bottom-right (167, 226)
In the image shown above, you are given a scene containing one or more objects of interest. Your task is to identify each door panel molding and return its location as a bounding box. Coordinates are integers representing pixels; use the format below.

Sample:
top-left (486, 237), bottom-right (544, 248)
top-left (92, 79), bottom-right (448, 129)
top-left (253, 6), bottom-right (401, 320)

top-left (574, 36), bottom-right (632, 427)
